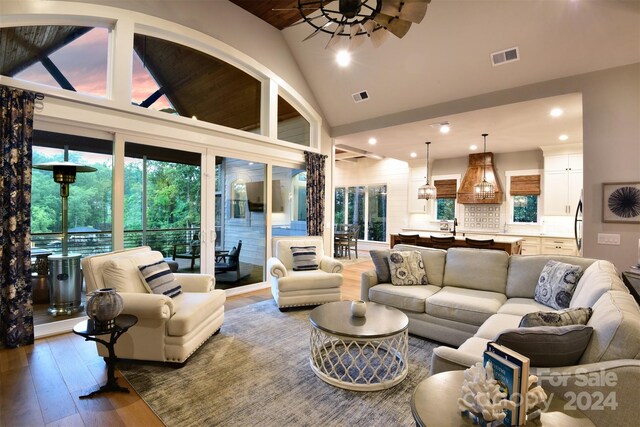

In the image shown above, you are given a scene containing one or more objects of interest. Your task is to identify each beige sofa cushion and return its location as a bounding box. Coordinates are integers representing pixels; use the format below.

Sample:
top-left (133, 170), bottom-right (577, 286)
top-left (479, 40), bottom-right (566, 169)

top-left (580, 291), bottom-right (640, 363)
top-left (369, 284), bottom-right (440, 313)
top-left (498, 298), bottom-right (557, 316)
top-left (167, 289), bottom-right (225, 336)
top-left (275, 270), bottom-right (342, 292)
top-left (426, 286), bottom-right (507, 326)
top-left (506, 255), bottom-right (596, 298)
top-left (475, 313), bottom-right (522, 340)
top-left (443, 248), bottom-right (509, 293)
top-left (570, 260), bottom-right (628, 308)
top-left (393, 244), bottom-right (447, 286)
top-left (101, 250), bottom-right (165, 293)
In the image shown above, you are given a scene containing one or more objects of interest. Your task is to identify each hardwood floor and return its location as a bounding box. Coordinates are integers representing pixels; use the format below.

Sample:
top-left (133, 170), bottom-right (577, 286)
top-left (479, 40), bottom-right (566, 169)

top-left (0, 258), bottom-right (374, 427)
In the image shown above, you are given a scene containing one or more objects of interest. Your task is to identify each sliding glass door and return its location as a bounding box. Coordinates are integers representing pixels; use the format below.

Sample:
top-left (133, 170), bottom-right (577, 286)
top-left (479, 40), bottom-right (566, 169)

top-left (213, 156), bottom-right (266, 289)
top-left (124, 142), bottom-right (202, 272)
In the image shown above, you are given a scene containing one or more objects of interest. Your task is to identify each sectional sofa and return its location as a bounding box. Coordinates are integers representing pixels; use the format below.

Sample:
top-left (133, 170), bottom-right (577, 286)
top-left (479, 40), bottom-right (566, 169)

top-left (361, 245), bottom-right (640, 426)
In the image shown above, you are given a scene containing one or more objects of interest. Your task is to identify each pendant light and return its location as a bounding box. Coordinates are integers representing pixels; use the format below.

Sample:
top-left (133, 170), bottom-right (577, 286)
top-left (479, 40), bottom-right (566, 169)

top-left (474, 133), bottom-right (495, 200)
top-left (418, 141), bottom-right (437, 200)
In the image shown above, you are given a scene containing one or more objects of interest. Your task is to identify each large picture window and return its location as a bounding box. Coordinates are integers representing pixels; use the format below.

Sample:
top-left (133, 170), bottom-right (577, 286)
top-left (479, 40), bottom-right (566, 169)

top-left (335, 185), bottom-right (387, 242)
top-left (434, 178), bottom-right (458, 221)
top-left (508, 173), bottom-right (541, 224)
top-left (1, 26), bottom-right (109, 98)
top-left (131, 33), bottom-right (262, 132)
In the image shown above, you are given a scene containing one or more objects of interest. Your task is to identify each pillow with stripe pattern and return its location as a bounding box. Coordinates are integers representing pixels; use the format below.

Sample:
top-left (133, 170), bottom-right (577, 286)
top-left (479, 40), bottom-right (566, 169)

top-left (138, 260), bottom-right (182, 298)
top-left (291, 246), bottom-right (318, 271)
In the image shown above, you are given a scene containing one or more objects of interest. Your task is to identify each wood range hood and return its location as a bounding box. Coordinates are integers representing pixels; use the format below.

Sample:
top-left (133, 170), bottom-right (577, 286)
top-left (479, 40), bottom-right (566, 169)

top-left (457, 152), bottom-right (504, 204)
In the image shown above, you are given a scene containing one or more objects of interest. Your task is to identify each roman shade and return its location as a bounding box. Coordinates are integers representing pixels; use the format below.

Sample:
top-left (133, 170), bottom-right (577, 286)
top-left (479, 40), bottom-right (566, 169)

top-left (434, 179), bottom-right (457, 199)
top-left (510, 175), bottom-right (541, 196)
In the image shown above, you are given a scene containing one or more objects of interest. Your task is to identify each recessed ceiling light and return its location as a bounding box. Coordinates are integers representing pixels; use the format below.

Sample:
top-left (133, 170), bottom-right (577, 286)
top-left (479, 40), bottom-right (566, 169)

top-left (469, 145), bottom-right (478, 150)
top-left (336, 50), bottom-right (351, 67)
top-left (559, 134), bottom-right (569, 141)
top-left (248, 162), bottom-right (254, 165)
top-left (550, 107), bottom-right (563, 117)
top-left (410, 152), bottom-right (417, 158)
top-left (368, 137), bottom-right (377, 145)
top-left (439, 124), bottom-right (450, 134)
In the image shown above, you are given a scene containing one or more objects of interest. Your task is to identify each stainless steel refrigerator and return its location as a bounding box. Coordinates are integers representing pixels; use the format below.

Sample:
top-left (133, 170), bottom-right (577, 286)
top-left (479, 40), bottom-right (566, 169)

top-left (574, 190), bottom-right (583, 256)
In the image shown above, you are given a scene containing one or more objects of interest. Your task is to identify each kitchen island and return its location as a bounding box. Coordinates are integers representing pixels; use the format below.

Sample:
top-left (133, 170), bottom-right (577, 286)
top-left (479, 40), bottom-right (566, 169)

top-left (390, 233), bottom-right (523, 255)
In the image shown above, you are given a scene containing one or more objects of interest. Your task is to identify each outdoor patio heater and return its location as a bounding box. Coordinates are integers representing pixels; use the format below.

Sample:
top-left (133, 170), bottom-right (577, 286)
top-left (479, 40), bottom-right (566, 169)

top-left (33, 161), bottom-right (97, 316)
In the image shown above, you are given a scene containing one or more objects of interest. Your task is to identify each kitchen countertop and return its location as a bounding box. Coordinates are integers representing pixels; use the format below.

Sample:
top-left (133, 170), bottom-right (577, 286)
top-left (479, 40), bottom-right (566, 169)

top-left (401, 228), bottom-right (574, 239)
top-left (400, 232), bottom-right (524, 244)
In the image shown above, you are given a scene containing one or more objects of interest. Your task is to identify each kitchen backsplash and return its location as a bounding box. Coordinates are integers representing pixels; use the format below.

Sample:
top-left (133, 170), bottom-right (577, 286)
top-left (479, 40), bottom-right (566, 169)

top-left (464, 205), bottom-right (501, 230)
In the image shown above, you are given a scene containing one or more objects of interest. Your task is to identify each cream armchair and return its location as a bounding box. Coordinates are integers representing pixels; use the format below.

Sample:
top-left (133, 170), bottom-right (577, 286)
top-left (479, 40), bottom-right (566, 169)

top-left (267, 236), bottom-right (343, 309)
top-left (81, 246), bottom-right (225, 364)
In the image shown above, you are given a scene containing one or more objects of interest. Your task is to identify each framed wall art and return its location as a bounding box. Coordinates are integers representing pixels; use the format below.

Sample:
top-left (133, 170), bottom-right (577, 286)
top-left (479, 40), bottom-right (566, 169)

top-left (602, 182), bottom-right (640, 223)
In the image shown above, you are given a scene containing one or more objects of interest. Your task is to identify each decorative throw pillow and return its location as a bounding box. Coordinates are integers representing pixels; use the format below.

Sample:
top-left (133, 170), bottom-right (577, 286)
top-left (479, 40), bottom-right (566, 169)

top-left (534, 260), bottom-right (584, 309)
top-left (519, 307), bottom-right (593, 328)
top-left (495, 325), bottom-right (593, 367)
top-left (291, 246), bottom-right (318, 271)
top-left (388, 250), bottom-right (428, 286)
top-left (370, 249), bottom-right (391, 283)
top-left (138, 260), bottom-right (182, 298)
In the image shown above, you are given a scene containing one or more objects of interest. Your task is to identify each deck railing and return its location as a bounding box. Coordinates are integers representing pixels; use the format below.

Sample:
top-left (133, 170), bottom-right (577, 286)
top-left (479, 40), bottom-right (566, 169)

top-left (31, 227), bottom-right (201, 258)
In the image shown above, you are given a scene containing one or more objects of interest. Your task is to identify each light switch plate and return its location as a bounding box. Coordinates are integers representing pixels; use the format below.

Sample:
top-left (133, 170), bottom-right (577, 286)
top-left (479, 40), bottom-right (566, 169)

top-left (597, 233), bottom-right (620, 245)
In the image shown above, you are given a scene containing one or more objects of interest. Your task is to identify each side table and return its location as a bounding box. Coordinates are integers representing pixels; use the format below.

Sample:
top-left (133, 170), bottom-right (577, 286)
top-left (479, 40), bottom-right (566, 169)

top-left (72, 314), bottom-right (138, 399)
top-left (411, 370), bottom-right (594, 427)
top-left (621, 271), bottom-right (640, 305)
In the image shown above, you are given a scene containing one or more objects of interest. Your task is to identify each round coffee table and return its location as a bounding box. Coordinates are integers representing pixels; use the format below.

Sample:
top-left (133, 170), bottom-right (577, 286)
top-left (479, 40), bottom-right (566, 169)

top-left (411, 371), bottom-right (595, 427)
top-left (309, 301), bottom-right (409, 391)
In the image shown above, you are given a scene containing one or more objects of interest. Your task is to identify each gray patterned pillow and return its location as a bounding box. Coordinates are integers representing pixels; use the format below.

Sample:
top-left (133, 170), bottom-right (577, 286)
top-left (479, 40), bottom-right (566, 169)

top-left (388, 250), bottom-right (427, 286)
top-left (519, 307), bottom-right (593, 328)
top-left (534, 260), bottom-right (583, 309)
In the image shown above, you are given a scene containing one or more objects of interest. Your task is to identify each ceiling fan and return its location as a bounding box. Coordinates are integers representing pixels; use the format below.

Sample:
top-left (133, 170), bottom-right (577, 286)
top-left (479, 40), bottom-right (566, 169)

top-left (285, 0), bottom-right (431, 48)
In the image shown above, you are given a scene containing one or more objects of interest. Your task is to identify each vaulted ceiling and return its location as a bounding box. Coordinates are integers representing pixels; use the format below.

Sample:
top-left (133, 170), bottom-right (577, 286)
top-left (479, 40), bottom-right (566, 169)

top-left (230, 0), bottom-right (640, 162)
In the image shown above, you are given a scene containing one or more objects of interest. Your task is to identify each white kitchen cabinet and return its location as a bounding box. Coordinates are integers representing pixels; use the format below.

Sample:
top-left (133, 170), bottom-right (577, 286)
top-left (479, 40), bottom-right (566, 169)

top-left (541, 237), bottom-right (578, 256)
top-left (543, 153), bottom-right (583, 216)
top-left (519, 236), bottom-right (541, 255)
top-left (408, 179), bottom-right (429, 213)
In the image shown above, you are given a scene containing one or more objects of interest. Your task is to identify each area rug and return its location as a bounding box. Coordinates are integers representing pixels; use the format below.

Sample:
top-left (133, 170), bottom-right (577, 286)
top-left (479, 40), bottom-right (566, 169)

top-left (119, 300), bottom-right (439, 427)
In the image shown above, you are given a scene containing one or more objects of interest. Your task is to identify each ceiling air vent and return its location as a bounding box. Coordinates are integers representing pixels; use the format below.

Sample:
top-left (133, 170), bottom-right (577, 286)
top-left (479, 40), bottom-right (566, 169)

top-left (491, 47), bottom-right (520, 66)
top-left (352, 90), bottom-right (370, 103)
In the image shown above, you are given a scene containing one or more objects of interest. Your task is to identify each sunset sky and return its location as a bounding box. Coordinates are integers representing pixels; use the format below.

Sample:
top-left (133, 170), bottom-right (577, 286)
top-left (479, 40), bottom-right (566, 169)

top-left (16, 27), bottom-right (172, 110)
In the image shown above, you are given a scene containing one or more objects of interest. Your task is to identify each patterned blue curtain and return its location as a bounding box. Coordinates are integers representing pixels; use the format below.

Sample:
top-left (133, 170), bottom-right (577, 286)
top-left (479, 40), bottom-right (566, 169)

top-left (1, 86), bottom-right (35, 348)
top-left (304, 151), bottom-right (327, 236)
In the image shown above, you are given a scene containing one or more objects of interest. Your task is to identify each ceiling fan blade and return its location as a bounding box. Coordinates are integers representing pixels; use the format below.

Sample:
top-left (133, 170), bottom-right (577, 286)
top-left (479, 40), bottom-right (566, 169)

top-left (325, 24), bottom-right (345, 49)
top-left (398, 0), bottom-right (430, 24)
top-left (380, 0), bottom-right (402, 16)
top-left (350, 33), bottom-right (366, 49)
top-left (286, 14), bottom-right (325, 28)
top-left (362, 19), bottom-right (377, 35)
top-left (380, 0), bottom-right (430, 24)
top-left (302, 22), bottom-right (331, 42)
top-left (388, 19), bottom-right (412, 38)
top-left (349, 23), bottom-right (361, 38)
top-left (369, 28), bottom-right (389, 48)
